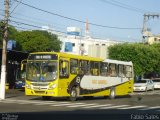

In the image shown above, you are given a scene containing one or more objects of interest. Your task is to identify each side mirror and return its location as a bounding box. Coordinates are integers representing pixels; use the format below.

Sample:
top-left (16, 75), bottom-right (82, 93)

top-left (21, 64), bottom-right (24, 71)
top-left (21, 59), bottom-right (27, 71)
top-left (62, 62), bottom-right (66, 68)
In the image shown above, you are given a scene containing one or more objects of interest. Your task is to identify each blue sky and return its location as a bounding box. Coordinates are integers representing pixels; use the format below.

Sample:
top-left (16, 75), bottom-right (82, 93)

top-left (0, 0), bottom-right (160, 42)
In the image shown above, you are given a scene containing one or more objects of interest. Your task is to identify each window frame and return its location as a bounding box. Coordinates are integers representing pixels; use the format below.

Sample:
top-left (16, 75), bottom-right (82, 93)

top-left (70, 59), bottom-right (78, 74)
top-left (59, 60), bottom-right (69, 78)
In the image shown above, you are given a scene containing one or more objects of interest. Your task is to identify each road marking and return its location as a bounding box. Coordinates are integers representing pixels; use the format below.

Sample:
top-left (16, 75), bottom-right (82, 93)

top-left (67, 103), bottom-right (98, 108)
top-left (17, 102), bottom-right (31, 105)
top-left (139, 106), bottom-right (160, 110)
top-left (100, 105), bottom-right (130, 109)
top-left (34, 102), bottom-right (60, 106)
top-left (2, 99), bottom-right (160, 112)
top-left (2, 99), bottom-right (93, 107)
top-left (2, 99), bottom-right (76, 106)
top-left (51, 103), bottom-right (84, 107)
top-left (118, 105), bottom-right (146, 109)
top-left (82, 104), bottom-right (112, 109)
top-left (51, 103), bottom-right (79, 107)
top-left (0, 101), bottom-right (17, 104)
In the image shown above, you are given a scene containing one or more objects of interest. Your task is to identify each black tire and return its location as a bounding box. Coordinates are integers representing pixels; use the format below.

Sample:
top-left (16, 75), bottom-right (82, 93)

top-left (152, 87), bottom-right (154, 91)
top-left (145, 87), bottom-right (147, 92)
top-left (109, 87), bottom-right (116, 99)
top-left (69, 87), bottom-right (78, 101)
top-left (42, 96), bottom-right (51, 100)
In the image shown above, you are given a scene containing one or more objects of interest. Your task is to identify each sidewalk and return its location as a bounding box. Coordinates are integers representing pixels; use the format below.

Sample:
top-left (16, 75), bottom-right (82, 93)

top-left (4, 89), bottom-right (35, 100)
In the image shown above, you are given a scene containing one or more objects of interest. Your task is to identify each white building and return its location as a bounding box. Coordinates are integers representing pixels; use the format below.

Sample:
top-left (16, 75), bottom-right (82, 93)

top-left (42, 25), bottom-right (123, 59)
top-left (60, 27), bottom-right (123, 59)
top-left (147, 35), bottom-right (160, 45)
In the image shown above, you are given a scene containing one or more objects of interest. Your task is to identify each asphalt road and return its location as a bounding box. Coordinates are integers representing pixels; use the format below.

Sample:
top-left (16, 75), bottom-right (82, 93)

top-left (0, 89), bottom-right (160, 120)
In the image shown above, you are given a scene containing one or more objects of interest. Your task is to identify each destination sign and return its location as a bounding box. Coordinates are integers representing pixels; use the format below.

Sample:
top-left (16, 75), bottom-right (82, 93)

top-left (28, 54), bottom-right (58, 60)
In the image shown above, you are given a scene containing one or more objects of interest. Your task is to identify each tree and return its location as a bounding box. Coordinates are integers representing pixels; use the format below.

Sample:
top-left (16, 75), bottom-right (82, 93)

top-left (0, 21), bottom-right (5, 48)
top-left (108, 43), bottom-right (160, 76)
top-left (0, 22), bottom-right (18, 49)
top-left (15, 30), bottom-right (62, 52)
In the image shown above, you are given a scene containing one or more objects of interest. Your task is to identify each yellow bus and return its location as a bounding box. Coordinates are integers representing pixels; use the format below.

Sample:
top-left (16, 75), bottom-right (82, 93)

top-left (23, 52), bottom-right (134, 101)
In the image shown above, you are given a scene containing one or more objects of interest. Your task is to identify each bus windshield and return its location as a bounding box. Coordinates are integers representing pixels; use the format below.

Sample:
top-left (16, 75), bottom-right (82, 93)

top-left (26, 61), bottom-right (58, 82)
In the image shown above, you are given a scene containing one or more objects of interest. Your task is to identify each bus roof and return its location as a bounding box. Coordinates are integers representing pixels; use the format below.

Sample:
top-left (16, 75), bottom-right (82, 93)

top-left (29, 52), bottom-right (103, 61)
top-left (103, 59), bottom-right (133, 66)
top-left (59, 52), bottom-right (103, 61)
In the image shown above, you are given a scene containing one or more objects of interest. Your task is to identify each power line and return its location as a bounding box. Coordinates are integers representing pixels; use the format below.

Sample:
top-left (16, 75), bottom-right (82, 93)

top-left (13, 0), bottom-right (141, 30)
top-left (10, 20), bottom-right (42, 29)
top-left (100, 0), bottom-right (148, 13)
top-left (10, 15), bottom-right (85, 33)
top-left (113, 0), bottom-right (148, 13)
top-left (10, 20), bottom-right (124, 42)
top-left (10, 20), bottom-right (67, 35)
top-left (3, 14), bottom-right (138, 42)
top-left (10, 15), bottom-right (47, 26)
top-left (10, 0), bottom-right (22, 15)
top-left (3, 13), bottom-right (139, 41)
top-left (9, 24), bottom-right (32, 30)
top-left (111, 0), bottom-right (149, 13)
top-left (10, 11), bottom-right (69, 30)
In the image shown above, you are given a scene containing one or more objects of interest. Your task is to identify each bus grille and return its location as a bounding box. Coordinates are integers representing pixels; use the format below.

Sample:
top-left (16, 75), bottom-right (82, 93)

top-left (31, 83), bottom-right (49, 86)
top-left (34, 91), bottom-right (46, 94)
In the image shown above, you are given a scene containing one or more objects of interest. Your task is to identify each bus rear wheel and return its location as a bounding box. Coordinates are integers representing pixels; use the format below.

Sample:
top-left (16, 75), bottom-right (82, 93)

top-left (69, 87), bottom-right (78, 101)
top-left (109, 87), bottom-right (116, 99)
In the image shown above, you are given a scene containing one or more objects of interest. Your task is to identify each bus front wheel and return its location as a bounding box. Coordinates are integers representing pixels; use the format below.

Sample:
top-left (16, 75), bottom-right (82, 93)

top-left (69, 87), bottom-right (78, 101)
top-left (109, 87), bottom-right (116, 99)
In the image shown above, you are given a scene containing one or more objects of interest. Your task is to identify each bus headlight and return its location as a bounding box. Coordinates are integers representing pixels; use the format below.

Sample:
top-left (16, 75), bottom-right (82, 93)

top-left (48, 84), bottom-right (57, 90)
top-left (26, 84), bottom-right (31, 89)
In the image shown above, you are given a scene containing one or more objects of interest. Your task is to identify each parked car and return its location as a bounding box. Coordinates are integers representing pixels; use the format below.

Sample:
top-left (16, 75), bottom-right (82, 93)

top-left (15, 80), bottom-right (25, 89)
top-left (14, 68), bottom-right (26, 89)
top-left (134, 79), bottom-right (154, 92)
top-left (152, 78), bottom-right (160, 89)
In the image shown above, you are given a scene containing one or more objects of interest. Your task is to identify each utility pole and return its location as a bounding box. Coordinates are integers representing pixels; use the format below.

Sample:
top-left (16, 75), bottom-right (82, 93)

top-left (142, 13), bottom-right (160, 43)
top-left (0, 0), bottom-right (9, 99)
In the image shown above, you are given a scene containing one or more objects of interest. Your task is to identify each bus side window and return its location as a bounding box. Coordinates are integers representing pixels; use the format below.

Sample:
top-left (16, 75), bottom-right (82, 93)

top-left (78, 60), bottom-right (90, 75)
top-left (90, 61), bottom-right (100, 76)
top-left (59, 60), bottom-right (69, 78)
top-left (100, 62), bottom-right (108, 76)
top-left (108, 63), bottom-right (117, 77)
top-left (70, 59), bottom-right (78, 74)
top-left (86, 61), bottom-right (90, 75)
top-left (125, 66), bottom-right (132, 78)
top-left (118, 64), bottom-right (125, 77)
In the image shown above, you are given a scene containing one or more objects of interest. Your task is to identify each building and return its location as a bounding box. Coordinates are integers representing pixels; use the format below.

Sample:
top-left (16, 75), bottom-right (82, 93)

top-left (60, 26), bottom-right (123, 59)
top-left (147, 34), bottom-right (160, 45)
top-left (61, 34), bottom-right (122, 59)
top-left (42, 20), bottom-right (123, 59)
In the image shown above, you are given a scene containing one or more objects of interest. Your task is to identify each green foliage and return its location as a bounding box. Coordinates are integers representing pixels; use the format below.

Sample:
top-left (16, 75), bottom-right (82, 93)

top-left (14, 30), bottom-right (61, 52)
top-left (0, 21), bottom-right (4, 48)
top-left (0, 23), bottom-right (18, 48)
top-left (0, 23), bottom-right (62, 52)
top-left (8, 25), bottom-right (18, 40)
top-left (108, 43), bottom-right (160, 76)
